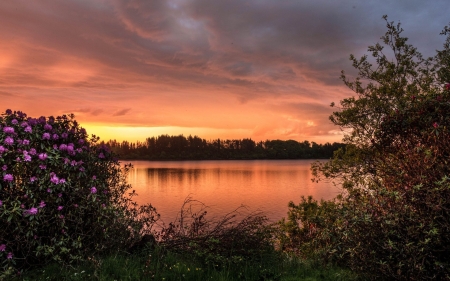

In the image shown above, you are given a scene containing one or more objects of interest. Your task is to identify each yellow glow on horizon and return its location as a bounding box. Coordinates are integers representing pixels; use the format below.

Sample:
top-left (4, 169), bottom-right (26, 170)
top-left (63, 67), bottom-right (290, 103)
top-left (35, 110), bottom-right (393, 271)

top-left (82, 124), bottom-right (251, 143)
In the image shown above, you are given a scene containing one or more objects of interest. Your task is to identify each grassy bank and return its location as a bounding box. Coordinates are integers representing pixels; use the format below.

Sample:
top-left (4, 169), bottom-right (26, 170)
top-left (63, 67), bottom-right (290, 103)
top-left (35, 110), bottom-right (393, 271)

top-left (15, 246), bottom-right (358, 281)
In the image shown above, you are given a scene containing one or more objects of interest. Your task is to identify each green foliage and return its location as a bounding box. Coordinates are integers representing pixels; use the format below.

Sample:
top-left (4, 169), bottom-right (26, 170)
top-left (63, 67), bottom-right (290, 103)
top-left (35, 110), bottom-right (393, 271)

top-left (281, 16), bottom-right (450, 280)
top-left (16, 247), bottom-right (359, 281)
top-left (0, 110), bottom-right (158, 278)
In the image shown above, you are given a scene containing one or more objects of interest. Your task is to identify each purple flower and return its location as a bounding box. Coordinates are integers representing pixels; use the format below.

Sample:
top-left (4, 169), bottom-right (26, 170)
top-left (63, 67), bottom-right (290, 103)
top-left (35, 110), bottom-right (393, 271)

top-left (47, 188), bottom-right (52, 193)
top-left (3, 174), bottom-right (13, 182)
top-left (50, 175), bottom-right (59, 184)
top-left (90, 187), bottom-right (97, 194)
top-left (24, 154), bottom-right (32, 162)
top-left (24, 126), bottom-right (32, 133)
top-left (39, 201), bottom-right (46, 208)
top-left (22, 139), bottom-right (30, 145)
top-left (78, 139), bottom-right (85, 145)
top-left (59, 144), bottom-right (67, 151)
top-left (64, 158), bottom-right (70, 164)
top-left (2, 165), bottom-right (7, 171)
top-left (29, 148), bottom-right (36, 155)
top-left (59, 178), bottom-right (66, 184)
top-left (2, 127), bottom-right (14, 134)
top-left (58, 193), bottom-right (62, 198)
top-left (44, 124), bottom-right (52, 131)
top-left (0, 200), bottom-right (2, 206)
top-left (6, 252), bottom-right (12, 259)
top-left (57, 206), bottom-right (63, 211)
top-left (39, 164), bottom-right (46, 170)
top-left (52, 134), bottom-right (59, 140)
top-left (74, 204), bottom-right (78, 208)
top-left (11, 119), bottom-right (18, 125)
top-left (30, 176), bottom-right (37, 182)
top-left (98, 153), bottom-right (105, 159)
top-left (67, 144), bottom-right (74, 152)
top-left (70, 160), bottom-right (77, 166)
top-left (42, 133), bottom-right (50, 140)
top-left (0, 244), bottom-right (5, 252)
top-left (20, 121), bottom-right (28, 127)
top-left (59, 215), bottom-right (64, 219)
top-left (24, 207), bottom-right (38, 216)
top-left (92, 175), bottom-right (97, 180)
top-left (0, 146), bottom-right (5, 154)
top-left (4, 136), bottom-right (14, 145)
top-left (5, 109), bottom-right (12, 115)
top-left (79, 167), bottom-right (85, 172)
top-left (38, 153), bottom-right (47, 161)
top-left (53, 144), bottom-right (58, 150)
top-left (61, 132), bottom-right (68, 139)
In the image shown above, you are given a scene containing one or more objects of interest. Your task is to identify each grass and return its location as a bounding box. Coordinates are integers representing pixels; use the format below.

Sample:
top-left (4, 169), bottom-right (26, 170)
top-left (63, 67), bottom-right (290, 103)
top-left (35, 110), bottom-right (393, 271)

top-left (14, 246), bottom-right (358, 281)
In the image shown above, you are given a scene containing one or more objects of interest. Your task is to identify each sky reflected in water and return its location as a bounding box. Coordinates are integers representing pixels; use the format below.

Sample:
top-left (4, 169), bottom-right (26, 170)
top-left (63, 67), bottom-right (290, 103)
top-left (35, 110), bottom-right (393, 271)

top-left (126, 160), bottom-right (341, 224)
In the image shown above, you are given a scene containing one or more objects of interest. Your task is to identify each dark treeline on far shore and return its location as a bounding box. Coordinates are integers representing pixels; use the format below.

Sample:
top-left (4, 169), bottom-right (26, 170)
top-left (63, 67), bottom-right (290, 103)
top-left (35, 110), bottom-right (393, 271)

top-left (103, 134), bottom-right (345, 160)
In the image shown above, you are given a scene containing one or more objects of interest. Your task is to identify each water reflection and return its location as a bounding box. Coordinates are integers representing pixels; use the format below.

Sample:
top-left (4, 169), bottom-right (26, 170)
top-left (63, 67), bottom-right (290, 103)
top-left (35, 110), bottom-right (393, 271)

top-left (126, 160), bottom-right (340, 224)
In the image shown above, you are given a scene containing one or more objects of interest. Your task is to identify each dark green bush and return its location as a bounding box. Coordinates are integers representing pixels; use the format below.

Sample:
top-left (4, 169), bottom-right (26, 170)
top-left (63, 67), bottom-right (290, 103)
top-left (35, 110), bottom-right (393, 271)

top-left (0, 110), bottom-right (158, 278)
top-left (281, 17), bottom-right (450, 280)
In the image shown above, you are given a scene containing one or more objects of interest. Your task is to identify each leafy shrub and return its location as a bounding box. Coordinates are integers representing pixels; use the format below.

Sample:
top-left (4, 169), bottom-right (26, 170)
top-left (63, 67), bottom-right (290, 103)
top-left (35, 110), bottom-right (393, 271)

top-left (0, 110), bottom-right (158, 277)
top-left (282, 17), bottom-right (450, 280)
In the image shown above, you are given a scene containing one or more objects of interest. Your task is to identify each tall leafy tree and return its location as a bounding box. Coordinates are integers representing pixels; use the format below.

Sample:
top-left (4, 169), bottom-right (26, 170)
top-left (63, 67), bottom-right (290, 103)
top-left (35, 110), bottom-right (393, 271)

top-left (307, 16), bottom-right (450, 280)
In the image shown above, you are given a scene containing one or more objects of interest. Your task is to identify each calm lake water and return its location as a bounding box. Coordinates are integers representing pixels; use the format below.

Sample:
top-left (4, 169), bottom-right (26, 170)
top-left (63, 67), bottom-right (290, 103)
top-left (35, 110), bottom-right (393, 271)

top-left (125, 160), bottom-right (341, 224)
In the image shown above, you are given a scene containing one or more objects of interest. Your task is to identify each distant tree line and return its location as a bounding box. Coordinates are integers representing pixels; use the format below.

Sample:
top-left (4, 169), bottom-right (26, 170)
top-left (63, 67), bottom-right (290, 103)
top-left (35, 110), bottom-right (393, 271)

top-left (103, 135), bottom-right (345, 160)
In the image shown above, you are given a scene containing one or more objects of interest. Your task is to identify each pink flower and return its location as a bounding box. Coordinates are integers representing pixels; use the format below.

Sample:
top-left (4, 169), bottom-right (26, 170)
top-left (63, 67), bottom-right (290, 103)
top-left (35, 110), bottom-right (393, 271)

top-left (24, 207), bottom-right (38, 216)
top-left (4, 136), bottom-right (14, 145)
top-left (2, 127), bottom-right (14, 134)
top-left (57, 206), bottom-right (63, 211)
top-left (50, 175), bottom-right (59, 184)
top-left (24, 126), bottom-right (32, 133)
top-left (433, 122), bottom-right (439, 128)
top-left (0, 244), bottom-right (5, 251)
top-left (3, 174), bottom-right (13, 182)
top-left (90, 187), bottom-right (97, 194)
top-left (7, 252), bottom-right (13, 259)
top-left (39, 201), bottom-right (46, 208)
top-left (38, 153), bottom-right (47, 160)
top-left (42, 133), bottom-right (50, 140)
top-left (30, 176), bottom-right (37, 182)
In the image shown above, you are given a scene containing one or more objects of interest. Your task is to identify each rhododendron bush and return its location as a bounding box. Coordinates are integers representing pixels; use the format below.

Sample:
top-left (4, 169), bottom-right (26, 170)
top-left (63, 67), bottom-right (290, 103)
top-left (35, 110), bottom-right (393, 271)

top-left (0, 110), bottom-right (157, 275)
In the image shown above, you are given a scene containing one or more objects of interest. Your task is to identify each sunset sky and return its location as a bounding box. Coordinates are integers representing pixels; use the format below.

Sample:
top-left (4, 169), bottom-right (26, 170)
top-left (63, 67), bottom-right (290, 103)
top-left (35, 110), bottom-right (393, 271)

top-left (1, 0), bottom-right (448, 144)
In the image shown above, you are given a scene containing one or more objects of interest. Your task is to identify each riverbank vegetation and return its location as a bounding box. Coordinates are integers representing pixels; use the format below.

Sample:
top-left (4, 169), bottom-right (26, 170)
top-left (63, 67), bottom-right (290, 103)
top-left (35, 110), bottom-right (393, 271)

top-left (2, 16), bottom-right (450, 280)
top-left (104, 136), bottom-right (345, 160)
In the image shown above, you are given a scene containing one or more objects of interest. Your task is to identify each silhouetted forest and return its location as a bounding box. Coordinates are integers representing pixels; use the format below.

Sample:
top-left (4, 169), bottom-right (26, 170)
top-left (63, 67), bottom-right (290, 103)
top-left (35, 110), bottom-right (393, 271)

top-left (104, 135), bottom-right (345, 160)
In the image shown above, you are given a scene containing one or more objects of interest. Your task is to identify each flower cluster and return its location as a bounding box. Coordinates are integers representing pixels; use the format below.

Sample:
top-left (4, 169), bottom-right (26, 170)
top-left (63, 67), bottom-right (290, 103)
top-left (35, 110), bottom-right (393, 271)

top-left (0, 109), bottom-right (143, 275)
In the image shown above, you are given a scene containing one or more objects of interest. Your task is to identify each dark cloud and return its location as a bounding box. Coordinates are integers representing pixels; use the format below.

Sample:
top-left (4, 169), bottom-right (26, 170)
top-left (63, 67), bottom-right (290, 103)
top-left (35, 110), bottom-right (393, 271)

top-left (112, 108), bottom-right (131, 116)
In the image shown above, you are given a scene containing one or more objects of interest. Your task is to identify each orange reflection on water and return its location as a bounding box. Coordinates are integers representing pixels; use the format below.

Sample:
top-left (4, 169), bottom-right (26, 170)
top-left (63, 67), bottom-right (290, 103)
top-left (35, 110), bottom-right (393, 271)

top-left (126, 160), bottom-right (341, 224)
